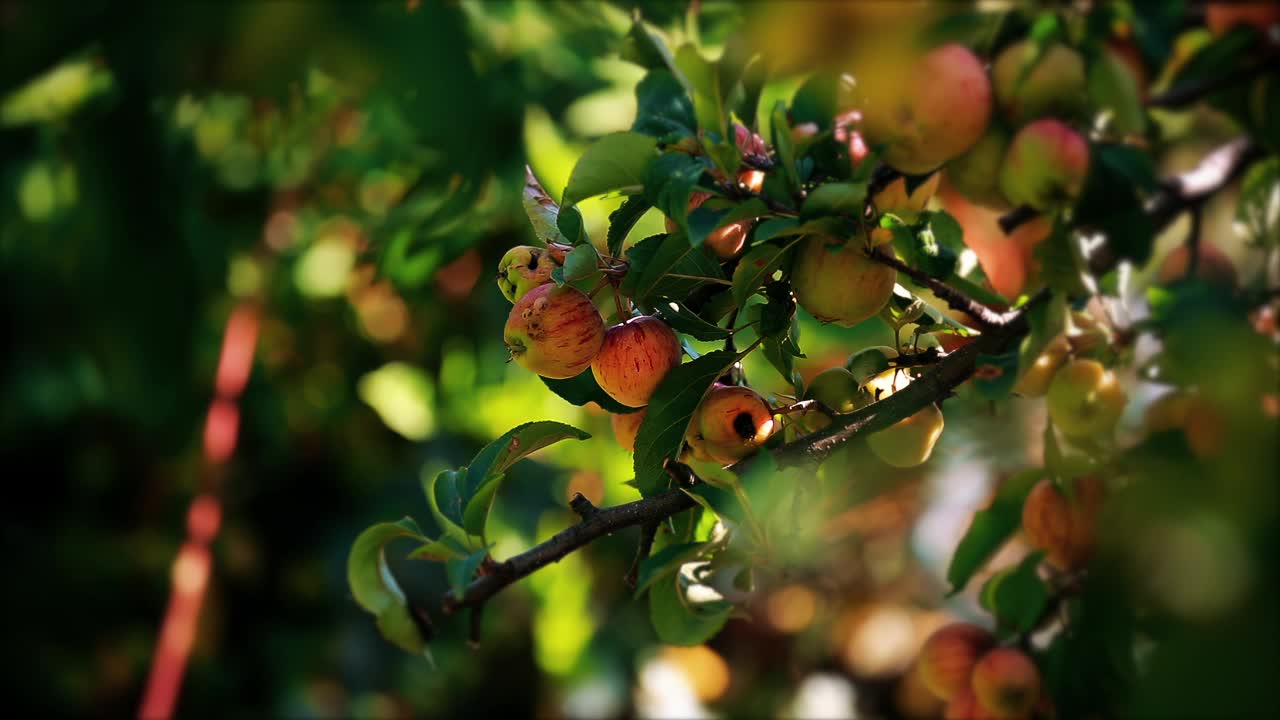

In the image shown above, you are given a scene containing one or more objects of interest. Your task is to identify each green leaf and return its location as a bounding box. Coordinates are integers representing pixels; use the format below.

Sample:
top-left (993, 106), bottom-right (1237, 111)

top-left (625, 231), bottom-right (726, 304)
top-left (801, 182), bottom-right (867, 220)
top-left (633, 351), bottom-right (740, 496)
top-left (446, 548), bottom-right (490, 598)
top-left (1236, 156), bottom-right (1280, 247)
top-left (607, 195), bottom-right (653, 258)
top-left (408, 534), bottom-right (471, 562)
top-left (769, 101), bottom-right (799, 193)
top-left (1032, 221), bottom-right (1089, 297)
top-left (644, 152), bottom-right (706, 242)
top-left (621, 19), bottom-right (686, 85)
top-left (347, 519), bottom-right (432, 655)
top-left (554, 244), bottom-right (602, 293)
top-left (658, 301), bottom-right (732, 341)
top-left (423, 469), bottom-right (473, 545)
top-left (562, 132), bottom-right (658, 208)
top-left (675, 43), bottom-right (728, 140)
top-left (730, 56), bottom-right (767, 131)
top-left (522, 167), bottom-right (568, 246)
top-left (753, 217), bottom-right (800, 243)
top-left (557, 205), bottom-right (585, 245)
top-left (946, 469), bottom-right (1043, 594)
top-left (1075, 144), bottom-right (1156, 264)
top-left (633, 69), bottom-right (696, 138)
top-left (1017, 293), bottom-right (1068, 384)
top-left (973, 352), bottom-right (1019, 400)
top-left (634, 541), bottom-right (708, 597)
top-left (789, 72), bottom-right (841, 131)
top-left (732, 239), bottom-right (799, 308)
top-left (649, 568), bottom-right (733, 646)
top-left (980, 551), bottom-right (1049, 636)
top-left (462, 421), bottom-right (592, 535)
top-left (541, 371), bottom-right (638, 414)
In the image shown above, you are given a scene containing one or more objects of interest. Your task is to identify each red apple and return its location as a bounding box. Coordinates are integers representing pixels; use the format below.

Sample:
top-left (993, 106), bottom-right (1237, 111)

top-left (504, 284), bottom-right (604, 379)
top-left (591, 316), bottom-right (683, 408)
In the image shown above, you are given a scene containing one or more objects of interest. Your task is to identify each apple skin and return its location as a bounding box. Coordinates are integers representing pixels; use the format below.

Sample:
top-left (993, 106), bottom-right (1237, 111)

top-left (611, 409), bottom-right (646, 453)
top-left (591, 316), bottom-right (683, 408)
top-left (1157, 242), bottom-right (1238, 288)
top-left (497, 245), bottom-right (558, 303)
top-left (859, 43), bottom-right (993, 174)
top-left (504, 283), bottom-right (605, 379)
top-left (802, 366), bottom-right (862, 430)
top-left (1144, 390), bottom-right (1223, 459)
top-left (862, 369), bottom-right (946, 468)
top-left (992, 41), bottom-right (1087, 126)
top-left (792, 234), bottom-right (897, 327)
top-left (971, 648), bottom-right (1041, 719)
top-left (845, 345), bottom-right (898, 384)
top-left (918, 623), bottom-right (996, 701)
top-left (1206, 2), bottom-right (1280, 35)
top-left (1012, 335), bottom-right (1071, 398)
top-left (938, 181), bottom-right (1052, 300)
top-left (1046, 358), bottom-right (1127, 439)
top-left (667, 192), bottom-right (755, 259)
top-left (947, 125), bottom-right (1012, 210)
top-left (693, 384), bottom-right (776, 464)
top-left (1022, 476), bottom-right (1106, 570)
top-left (1000, 119), bottom-right (1090, 211)
top-left (871, 172), bottom-right (941, 222)
top-left (943, 689), bottom-right (984, 720)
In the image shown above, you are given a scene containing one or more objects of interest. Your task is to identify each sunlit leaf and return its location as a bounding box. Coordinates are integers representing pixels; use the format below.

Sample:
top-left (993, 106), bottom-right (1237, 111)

top-left (562, 132), bottom-right (657, 208)
top-left (347, 519), bottom-right (431, 655)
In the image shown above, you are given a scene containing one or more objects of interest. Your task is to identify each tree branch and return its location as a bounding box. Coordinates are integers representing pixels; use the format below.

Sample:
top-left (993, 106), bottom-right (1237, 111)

top-left (443, 291), bottom-right (1047, 614)
top-left (869, 247), bottom-right (1009, 329)
top-left (1146, 137), bottom-right (1260, 231)
top-left (1145, 57), bottom-right (1280, 110)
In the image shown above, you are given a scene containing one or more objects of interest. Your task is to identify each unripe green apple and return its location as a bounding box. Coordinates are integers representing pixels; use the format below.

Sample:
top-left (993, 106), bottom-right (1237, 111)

top-left (845, 345), bottom-right (898, 384)
top-left (918, 623), bottom-right (996, 701)
top-left (802, 367), bottom-right (862, 430)
top-left (858, 43), bottom-right (993, 174)
top-left (992, 41), bottom-right (1087, 126)
top-left (497, 245), bottom-right (559, 303)
top-left (871, 173), bottom-right (941, 222)
top-left (591, 316), bottom-right (683, 408)
top-left (1012, 335), bottom-right (1071, 398)
top-left (1046, 358), bottom-right (1127, 439)
top-left (792, 234), bottom-right (897, 327)
top-left (863, 369), bottom-right (945, 467)
top-left (1000, 119), bottom-right (1090, 211)
top-left (946, 125), bottom-right (1012, 210)
top-left (693, 384), bottom-right (776, 464)
top-left (611, 409), bottom-right (646, 453)
top-left (504, 284), bottom-right (604, 379)
top-left (1021, 476), bottom-right (1105, 570)
top-left (971, 648), bottom-right (1041, 719)
top-left (1157, 242), bottom-right (1238, 288)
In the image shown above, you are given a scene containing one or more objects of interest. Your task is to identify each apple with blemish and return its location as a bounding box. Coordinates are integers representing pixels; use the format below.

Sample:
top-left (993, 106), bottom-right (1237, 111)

top-left (1000, 119), bottom-right (1090, 211)
top-left (971, 648), bottom-right (1041, 719)
top-left (918, 623), bottom-right (996, 701)
top-left (497, 245), bottom-right (559, 303)
top-left (692, 384), bottom-right (777, 464)
top-left (591, 316), bottom-right (683, 408)
top-left (792, 233), bottom-right (897, 327)
top-left (504, 284), bottom-right (604, 379)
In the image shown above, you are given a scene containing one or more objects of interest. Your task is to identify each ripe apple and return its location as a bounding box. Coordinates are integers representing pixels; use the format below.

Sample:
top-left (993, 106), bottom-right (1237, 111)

top-left (1000, 119), bottom-right (1090, 211)
top-left (863, 369), bottom-right (946, 467)
top-left (845, 345), bottom-right (898, 384)
top-left (1012, 335), bottom-right (1071, 398)
top-left (504, 283), bottom-right (604, 379)
top-left (611, 409), bottom-right (646, 453)
top-left (1157, 242), bottom-right (1238, 288)
top-left (667, 191), bottom-right (755, 259)
top-left (692, 384), bottom-right (777, 464)
top-left (871, 173), bottom-right (941, 222)
top-left (1206, 2), bottom-right (1280, 35)
top-left (858, 43), bottom-right (993, 174)
top-left (938, 181), bottom-right (1052, 300)
top-left (971, 648), bottom-right (1041, 719)
top-left (946, 125), bottom-right (1012, 210)
top-left (591, 316), bottom-right (683, 408)
top-left (497, 245), bottom-right (559, 303)
top-left (1143, 390), bottom-right (1223, 459)
top-left (802, 366), bottom-right (862, 430)
top-left (918, 623), bottom-right (996, 701)
top-left (792, 234), bottom-right (897, 327)
top-left (943, 689), bottom-right (983, 720)
top-left (1021, 476), bottom-right (1106, 570)
top-left (1046, 358), bottom-right (1127, 439)
top-left (992, 41), bottom-right (1087, 126)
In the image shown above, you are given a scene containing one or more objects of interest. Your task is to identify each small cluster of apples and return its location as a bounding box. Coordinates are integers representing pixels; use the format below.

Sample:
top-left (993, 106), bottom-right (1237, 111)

top-left (665, 122), bottom-right (771, 260)
top-left (802, 343), bottom-right (945, 468)
top-left (850, 39), bottom-right (1096, 215)
top-left (917, 623), bottom-right (1047, 719)
top-left (1013, 311), bottom-right (1128, 442)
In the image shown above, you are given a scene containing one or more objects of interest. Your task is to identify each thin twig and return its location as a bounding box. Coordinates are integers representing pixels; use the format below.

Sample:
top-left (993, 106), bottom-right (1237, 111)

top-left (869, 247), bottom-right (1009, 329)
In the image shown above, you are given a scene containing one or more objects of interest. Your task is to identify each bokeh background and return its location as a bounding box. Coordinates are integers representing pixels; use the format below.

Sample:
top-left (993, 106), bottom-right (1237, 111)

top-left (3, 1), bottom-right (1276, 718)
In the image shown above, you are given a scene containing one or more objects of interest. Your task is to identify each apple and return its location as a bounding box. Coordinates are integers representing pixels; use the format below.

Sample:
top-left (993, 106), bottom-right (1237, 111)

top-left (845, 345), bottom-right (898, 384)
top-left (1012, 335), bottom-right (1071, 398)
top-left (946, 125), bottom-right (1012, 210)
top-left (1000, 119), bottom-right (1090, 211)
top-left (992, 41), bottom-right (1087, 126)
top-left (1021, 476), bottom-right (1106, 570)
top-left (971, 648), bottom-right (1041, 719)
top-left (1143, 390), bottom-right (1223, 459)
top-left (667, 191), bottom-right (755, 259)
top-left (1157, 242), bottom-right (1238, 288)
top-left (944, 689), bottom-right (983, 720)
top-left (862, 369), bottom-right (946, 467)
top-left (504, 283), bottom-right (605, 379)
top-left (871, 172), bottom-right (941, 222)
top-left (591, 316), bottom-right (684, 408)
top-left (1087, 47), bottom-right (1147, 136)
top-left (611, 409), bottom-right (646, 453)
top-left (938, 181), bottom-right (1053, 300)
top-left (792, 234), bottom-right (897, 327)
top-left (802, 366), bottom-right (862, 430)
top-left (1206, 2), bottom-right (1280, 35)
top-left (496, 245), bottom-right (559, 303)
top-left (1046, 358), bottom-right (1127, 439)
top-left (692, 384), bottom-right (777, 464)
top-left (918, 623), bottom-right (996, 701)
top-left (858, 43), bottom-right (993, 174)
